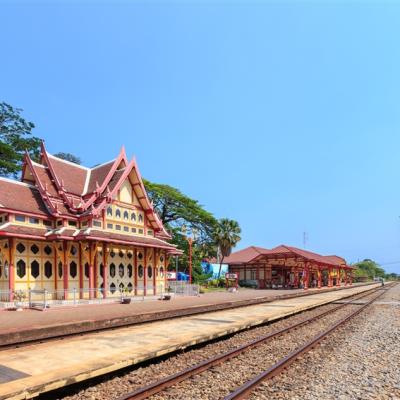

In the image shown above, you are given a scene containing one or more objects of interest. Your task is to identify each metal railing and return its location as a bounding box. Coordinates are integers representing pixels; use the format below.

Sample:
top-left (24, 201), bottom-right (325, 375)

top-left (167, 281), bottom-right (200, 296)
top-left (0, 282), bottom-right (200, 310)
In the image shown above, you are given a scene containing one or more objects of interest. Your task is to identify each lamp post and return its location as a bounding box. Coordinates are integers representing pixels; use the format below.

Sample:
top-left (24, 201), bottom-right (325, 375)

top-left (181, 225), bottom-right (197, 284)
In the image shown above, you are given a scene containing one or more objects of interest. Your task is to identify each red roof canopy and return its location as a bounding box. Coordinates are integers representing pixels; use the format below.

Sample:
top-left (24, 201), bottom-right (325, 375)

top-left (225, 244), bottom-right (351, 268)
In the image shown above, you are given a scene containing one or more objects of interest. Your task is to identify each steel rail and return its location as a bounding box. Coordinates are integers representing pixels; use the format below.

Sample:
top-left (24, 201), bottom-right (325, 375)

top-left (224, 284), bottom-right (393, 400)
top-left (117, 286), bottom-right (384, 400)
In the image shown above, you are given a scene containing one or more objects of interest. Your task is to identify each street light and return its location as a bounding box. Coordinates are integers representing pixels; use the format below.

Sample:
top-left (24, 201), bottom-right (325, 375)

top-left (181, 225), bottom-right (198, 284)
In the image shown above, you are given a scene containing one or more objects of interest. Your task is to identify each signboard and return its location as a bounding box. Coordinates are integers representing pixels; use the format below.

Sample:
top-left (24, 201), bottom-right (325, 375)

top-left (166, 272), bottom-right (176, 280)
top-left (225, 273), bottom-right (238, 279)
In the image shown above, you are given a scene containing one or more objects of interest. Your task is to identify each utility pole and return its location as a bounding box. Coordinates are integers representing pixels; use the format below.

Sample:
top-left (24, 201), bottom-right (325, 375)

top-left (303, 232), bottom-right (308, 249)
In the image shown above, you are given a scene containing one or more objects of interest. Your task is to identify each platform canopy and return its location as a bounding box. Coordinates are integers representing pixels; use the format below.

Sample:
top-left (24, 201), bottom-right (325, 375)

top-left (225, 245), bottom-right (352, 269)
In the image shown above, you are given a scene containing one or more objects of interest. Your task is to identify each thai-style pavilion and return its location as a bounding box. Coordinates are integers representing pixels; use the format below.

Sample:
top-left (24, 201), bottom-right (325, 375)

top-left (226, 245), bottom-right (353, 289)
top-left (0, 142), bottom-right (180, 301)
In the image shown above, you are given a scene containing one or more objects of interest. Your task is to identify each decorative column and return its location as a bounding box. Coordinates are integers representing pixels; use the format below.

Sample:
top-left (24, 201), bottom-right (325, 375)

top-left (63, 241), bottom-right (69, 300)
top-left (79, 243), bottom-right (83, 299)
top-left (134, 247), bottom-right (138, 296)
top-left (102, 243), bottom-right (107, 299)
top-left (317, 267), bottom-right (322, 289)
top-left (294, 269), bottom-right (299, 288)
top-left (303, 263), bottom-right (309, 290)
top-left (153, 248), bottom-right (157, 295)
top-left (328, 267), bottom-right (333, 287)
top-left (8, 238), bottom-right (14, 302)
top-left (88, 243), bottom-right (96, 299)
top-left (344, 269), bottom-right (348, 286)
top-left (143, 247), bottom-right (147, 296)
top-left (336, 268), bottom-right (341, 287)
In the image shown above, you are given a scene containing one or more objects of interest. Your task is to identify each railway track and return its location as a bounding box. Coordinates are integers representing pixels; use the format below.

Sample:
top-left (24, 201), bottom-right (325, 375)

top-left (117, 284), bottom-right (394, 400)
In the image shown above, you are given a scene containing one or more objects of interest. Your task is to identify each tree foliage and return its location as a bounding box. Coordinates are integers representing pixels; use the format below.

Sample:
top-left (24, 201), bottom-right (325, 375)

top-left (0, 102), bottom-right (41, 177)
top-left (144, 180), bottom-right (242, 283)
top-left (53, 152), bottom-right (82, 165)
top-left (214, 218), bottom-right (242, 278)
top-left (143, 179), bottom-right (218, 245)
top-left (352, 259), bottom-right (386, 279)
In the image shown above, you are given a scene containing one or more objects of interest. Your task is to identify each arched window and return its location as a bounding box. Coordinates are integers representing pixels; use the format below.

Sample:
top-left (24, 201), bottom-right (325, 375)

top-left (84, 263), bottom-right (89, 278)
top-left (123, 211), bottom-right (129, 220)
top-left (44, 261), bottom-right (52, 279)
top-left (127, 264), bottom-right (133, 278)
top-left (110, 263), bottom-right (116, 278)
top-left (131, 212), bottom-right (136, 222)
top-left (147, 266), bottom-right (153, 279)
top-left (119, 263), bottom-right (124, 278)
top-left (110, 282), bottom-right (116, 294)
top-left (107, 207), bottom-right (113, 217)
top-left (138, 214), bottom-right (143, 223)
top-left (138, 265), bottom-right (144, 278)
top-left (70, 261), bottom-right (77, 278)
top-left (58, 261), bottom-right (63, 278)
top-left (17, 259), bottom-right (26, 278)
top-left (115, 209), bottom-right (121, 219)
top-left (31, 260), bottom-right (40, 278)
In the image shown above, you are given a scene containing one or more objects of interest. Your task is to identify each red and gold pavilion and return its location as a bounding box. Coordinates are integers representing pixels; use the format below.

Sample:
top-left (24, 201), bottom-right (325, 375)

top-left (226, 245), bottom-right (354, 289)
top-left (0, 142), bottom-right (180, 301)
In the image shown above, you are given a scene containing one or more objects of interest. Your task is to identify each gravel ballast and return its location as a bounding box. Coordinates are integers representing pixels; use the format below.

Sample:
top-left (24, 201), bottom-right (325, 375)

top-left (56, 288), bottom-right (384, 400)
top-left (251, 283), bottom-right (400, 400)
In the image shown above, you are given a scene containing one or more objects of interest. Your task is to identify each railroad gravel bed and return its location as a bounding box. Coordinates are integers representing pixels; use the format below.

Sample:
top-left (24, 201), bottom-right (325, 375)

top-left (250, 283), bottom-right (400, 400)
top-left (59, 299), bottom-right (352, 399)
top-left (149, 303), bottom-right (366, 400)
top-left (58, 288), bottom-right (376, 400)
top-left (57, 288), bottom-right (380, 400)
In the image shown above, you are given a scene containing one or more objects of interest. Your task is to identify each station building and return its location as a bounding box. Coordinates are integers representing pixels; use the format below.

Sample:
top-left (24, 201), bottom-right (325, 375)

top-left (226, 245), bottom-right (353, 289)
top-left (0, 143), bottom-right (180, 301)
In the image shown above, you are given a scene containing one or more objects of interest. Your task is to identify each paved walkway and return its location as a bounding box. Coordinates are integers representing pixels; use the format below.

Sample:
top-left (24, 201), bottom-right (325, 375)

top-left (0, 284), bottom-right (369, 334)
top-left (0, 283), bottom-right (379, 400)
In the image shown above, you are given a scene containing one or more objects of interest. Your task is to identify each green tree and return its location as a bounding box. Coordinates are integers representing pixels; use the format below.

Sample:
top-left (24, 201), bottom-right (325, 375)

top-left (144, 179), bottom-right (221, 283)
top-left (143, 179), bottom-right (218, 246)
top-left (0, 102), bottom-right (41, 177)
top-left (214, 218), bottom-right (242, 278)
top-left (53, 152), bottom-right (81, 165)
top-left (352, 259), bottom-right (386, 280)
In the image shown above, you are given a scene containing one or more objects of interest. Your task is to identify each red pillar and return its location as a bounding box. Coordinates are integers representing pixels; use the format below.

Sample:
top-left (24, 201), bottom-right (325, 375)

top-left (143, 247), bottom-right (147, 296)
top-left (303, 264), bottom-right (309, 290)
top-left (134, 247), bottom-right (138, 296)
top-left (344, 269), bottom-right (348, 286)
top-left (328, 267), bottom-right (333, 287)
top-left (63, 241), bottom-right (69, 300)
top-left (153, 249), bottom-right (157, 295)
top-left (102, 243), bottom-right (107, 298)
top-left (89, 244), bottom-right (94, 299)
top-left (93, 252), bottom-right (98, 298)
top-left (79, 243), bottom-right (83, 299)
top-left (8, 238), bottom-right (14, 302)
top-left (294, 269), bottom-right (299, 288)
top-left (317, 267), bottom-right (322, 289)
top-left (336, 268), bottom-right (341, 287)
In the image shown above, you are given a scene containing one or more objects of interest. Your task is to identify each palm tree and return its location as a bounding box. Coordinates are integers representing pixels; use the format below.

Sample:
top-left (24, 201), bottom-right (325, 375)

top-left (214, 218), bottom-right (241, 279)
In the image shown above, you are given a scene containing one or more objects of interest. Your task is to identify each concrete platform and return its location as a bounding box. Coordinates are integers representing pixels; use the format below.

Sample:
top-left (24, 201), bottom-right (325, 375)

top-left (0, 283), bottom-right (374, 346)
top-left (0, 283), bottom-right (380, 400)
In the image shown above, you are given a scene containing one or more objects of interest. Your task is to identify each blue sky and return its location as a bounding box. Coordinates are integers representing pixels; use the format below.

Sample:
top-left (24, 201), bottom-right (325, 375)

top-left (2, 2), bottom-right (400, 273)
